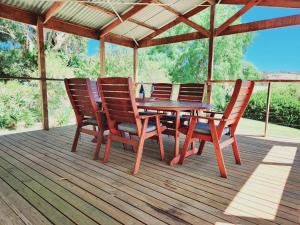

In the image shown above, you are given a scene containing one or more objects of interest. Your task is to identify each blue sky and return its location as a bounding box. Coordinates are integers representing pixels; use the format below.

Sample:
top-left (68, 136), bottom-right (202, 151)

top-left (88, 7), bottom-right (300, 72)
top-left (242, 7), bottom-right (300, 72)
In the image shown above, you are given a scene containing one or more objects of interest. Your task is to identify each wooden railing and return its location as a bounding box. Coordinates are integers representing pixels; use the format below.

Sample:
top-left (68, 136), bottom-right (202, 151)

top-left (137, 80), bottom-right (300, 137)
top-left (1, 76), bottom-right (299, 136)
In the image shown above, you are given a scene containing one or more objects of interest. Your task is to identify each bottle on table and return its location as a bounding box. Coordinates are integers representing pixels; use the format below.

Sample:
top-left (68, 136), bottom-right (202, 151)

top-left (139, 82), bottom-right (145, 99)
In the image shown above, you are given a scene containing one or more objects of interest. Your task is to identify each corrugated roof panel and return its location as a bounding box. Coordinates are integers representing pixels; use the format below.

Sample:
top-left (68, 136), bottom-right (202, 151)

top-left (112, 21), bottom-right (137, 36)
top-left (160, 0), bottom-right (205, 14)
top-left (123, 25), bottom-right (152, 40)
top-left (92, 0), bottom-right (138, 15)
top-left (1, 0), bottom-right (52, 14)
top-left (144, 9), bottom-right (177, 28)
top-left (56, 2), bottom-right (114, 29)
top-left (131, 4), bottom-right (164, 24)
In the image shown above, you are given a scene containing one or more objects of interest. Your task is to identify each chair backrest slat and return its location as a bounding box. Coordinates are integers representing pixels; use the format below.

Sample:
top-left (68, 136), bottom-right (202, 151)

top-left (151, 83), bottom-right (173, 100)
top-left (178, 83), bottom-right (205, 102)
top-left (98, 77), bottom-right (141, 133)
top-left (65, 78), bottom-right (99, 124)
top-left (218, 79), bottom-right (254, 133)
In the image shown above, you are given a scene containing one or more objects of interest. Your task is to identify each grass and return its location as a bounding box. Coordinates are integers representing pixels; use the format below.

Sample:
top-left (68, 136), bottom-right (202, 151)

top-left (0, 118), bottom-right (299, 140)
top-left (237, 118), bottom-right (300, 140)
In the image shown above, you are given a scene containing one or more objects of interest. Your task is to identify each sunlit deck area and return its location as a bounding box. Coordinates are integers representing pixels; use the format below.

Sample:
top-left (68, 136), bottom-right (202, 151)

top-left (0, 126), bottom-right (298, 225)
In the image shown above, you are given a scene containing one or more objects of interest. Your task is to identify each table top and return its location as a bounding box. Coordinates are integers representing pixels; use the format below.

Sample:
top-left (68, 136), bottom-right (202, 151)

top-left (137, 100), bottom-right (211, 111)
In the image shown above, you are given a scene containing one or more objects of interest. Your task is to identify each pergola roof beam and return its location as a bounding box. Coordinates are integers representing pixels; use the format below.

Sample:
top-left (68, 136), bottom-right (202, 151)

top-left (215, 0), bottom-right (262, 35)
top-left (80, 2), bottom-right (157, 31)
top-left (221, 0), bottom-right (300, 8)
top-left (43, 1), bottom-right (65, 24)
top-left (220, 14), bottom-right (300, 35)
top-left (139, 3), bottom-right (208, 44)
top-left (99, 0), bottom-right (152, 38)
top-left (154, 0), bottom-right (209, 37)
top-left (139, 14), bottom-right (300, 47)
top-left (0, 3), bottom-right (135, 48)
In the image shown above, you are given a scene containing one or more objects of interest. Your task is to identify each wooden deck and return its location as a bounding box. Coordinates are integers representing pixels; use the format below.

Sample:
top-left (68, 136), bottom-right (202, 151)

top-left (0, 125), bottom-right (299, 225)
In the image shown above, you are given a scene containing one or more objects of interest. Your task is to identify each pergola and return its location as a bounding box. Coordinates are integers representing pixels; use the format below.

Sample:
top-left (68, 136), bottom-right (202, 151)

top-left (0, 0), bottom-right (300, 131)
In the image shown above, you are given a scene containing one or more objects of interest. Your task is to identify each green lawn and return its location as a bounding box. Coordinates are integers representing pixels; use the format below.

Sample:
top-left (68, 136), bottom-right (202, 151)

top-left (1, 118), bottom-right (299, 140)
top-left (237, 118), bottom-right (300, 140)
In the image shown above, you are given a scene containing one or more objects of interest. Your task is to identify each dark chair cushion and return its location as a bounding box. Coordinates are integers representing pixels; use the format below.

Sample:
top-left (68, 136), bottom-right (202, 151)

top-left (118, 123), bottom-right (158, 134)
top-left (194, 122), bottom-right (230, 135)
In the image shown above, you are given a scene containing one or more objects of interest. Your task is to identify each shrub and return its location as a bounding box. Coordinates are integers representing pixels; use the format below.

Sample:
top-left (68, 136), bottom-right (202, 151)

top-left (244, 85), bottom-right (300, 129)
top-left (0, 81), bottom-right (41, 129)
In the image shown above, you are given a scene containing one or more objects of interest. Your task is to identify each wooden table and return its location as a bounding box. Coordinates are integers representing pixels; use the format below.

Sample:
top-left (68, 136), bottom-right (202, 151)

top-left (137, 100), bottom-right (211, 165)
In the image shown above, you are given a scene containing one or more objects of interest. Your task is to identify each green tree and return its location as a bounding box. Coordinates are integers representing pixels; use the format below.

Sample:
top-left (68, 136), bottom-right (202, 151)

top-left (149, 6), bottom-right (260, 83)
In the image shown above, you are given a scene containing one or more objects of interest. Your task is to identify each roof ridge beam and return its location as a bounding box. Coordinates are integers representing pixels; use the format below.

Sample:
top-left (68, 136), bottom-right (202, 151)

top-left (153, 0), bottom-right (209, 37)
top-left (43, 1), bottom-right (65, 24)
top-left (99, 0), bottom-right (152, 38)
top-left (80, 2), bottom-right (157, 31)
top-left (215, 0), bottom-right (262, 35)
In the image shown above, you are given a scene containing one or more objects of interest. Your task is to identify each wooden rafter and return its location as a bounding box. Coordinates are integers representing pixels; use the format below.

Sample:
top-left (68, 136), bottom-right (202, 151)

top-left (0, 3), bottom-right (134, 48)
top-left (139, 14), bottom-right (300, 47)
top-left (43, 1), bottom-right (65, 24)
top-left (80, 2), bottom-right (157, 31)
top-left (207, 0), bottom-right (217, 5)
top-left (221, 0), bottom-right (300, 8)
top-left (139, 4), bottom-right (208, 44)
top-left (154, 0), bottom-right (209, 37)
top-left (139, 32), bottom-right (207, 47)
top-left (99, 0), bottom-right (152, 38)
top-left (215, 0), bottom-right (262, 35)
top-left (220, 14), bottom-right (300, 35)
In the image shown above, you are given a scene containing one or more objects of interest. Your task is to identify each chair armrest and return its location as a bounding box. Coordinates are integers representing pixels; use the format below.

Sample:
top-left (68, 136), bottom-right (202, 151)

top-left (203, 110), bottom-right (224, 115)
top-left (138, 114), bottom-right (166, 120)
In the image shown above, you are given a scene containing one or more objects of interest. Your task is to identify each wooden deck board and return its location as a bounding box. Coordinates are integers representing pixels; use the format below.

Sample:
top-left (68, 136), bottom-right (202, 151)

top-left (0, 125), bottom-right (299, 225)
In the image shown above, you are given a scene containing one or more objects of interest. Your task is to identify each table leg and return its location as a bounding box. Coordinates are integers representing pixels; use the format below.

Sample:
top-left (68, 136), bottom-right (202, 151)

top-left (169, 111), bottom-right (180, 166)
top-left (168, 111), bottom-right (199, 166)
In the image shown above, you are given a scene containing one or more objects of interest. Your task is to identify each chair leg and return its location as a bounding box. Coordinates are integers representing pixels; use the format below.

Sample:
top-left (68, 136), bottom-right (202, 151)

top-left (231, 135), bottom-right (241, 165)
top-left (103, 133), bottom-right (112, 163)
top-left (209, 121), bottom-right (227, 178)
top-left (197, 140), bottom-right (206, 155)
top-left (212, 139), bottom-right (227, 178)
top-left (91, 125), bottom-right (97, 143)
top-left (133, 135), bottom-right (146, 175)
top-left (178, 134), bottom-right (192, 164)
top-left (190, 141), bottom-right (195, 150)
top-left (93, 126), bottom-right (104, 160)
top-left (179, 118), bottom-right (196, 164)
top-left (156, 116), bottom-right (165, 161)
top-left (133, 118), bottom-right (149, 175)
top-left (120, 131), bottom-right (127, 151)
top-left (71, 125), bottom-right (81, 152)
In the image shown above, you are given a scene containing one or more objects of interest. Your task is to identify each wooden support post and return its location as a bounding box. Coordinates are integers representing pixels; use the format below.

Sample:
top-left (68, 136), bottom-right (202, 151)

top-left (37, 17), bottom-right (49, 130)
top-left (133, 47), bottom-right (138, 82)
top-left (100, 37), bottom-right (105, 76)
top-left (264, 82), bottom-right (271, 137)
top-left (207, 4), bottom-right (216, 103)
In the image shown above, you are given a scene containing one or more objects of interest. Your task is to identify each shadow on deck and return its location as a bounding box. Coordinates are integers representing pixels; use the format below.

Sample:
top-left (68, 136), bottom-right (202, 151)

top-left (0, 125), bottom-right (299, 225)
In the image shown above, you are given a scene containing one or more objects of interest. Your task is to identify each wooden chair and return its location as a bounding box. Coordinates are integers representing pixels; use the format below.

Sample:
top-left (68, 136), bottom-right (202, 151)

top-left (97, 77), bottom-right (166, 175)
top-left (177, 83), bottom-right (205, 102)
top-left (151, 83), bottom-right (173, 100)
top-left (64, 78), bottom-right (107, 160)
top-left (161, 83), bottom-right (206, 128)
top-left (178, 79), bottom-right (255, 178)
